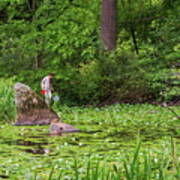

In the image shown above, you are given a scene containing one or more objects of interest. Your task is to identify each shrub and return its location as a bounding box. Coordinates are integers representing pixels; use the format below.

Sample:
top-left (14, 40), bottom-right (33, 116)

top-left (0, 78), bottom-right (16, 123)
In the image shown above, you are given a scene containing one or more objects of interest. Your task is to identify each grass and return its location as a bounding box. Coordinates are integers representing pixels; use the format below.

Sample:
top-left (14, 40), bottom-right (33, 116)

top-left (36, 138), bottom-right (179, 180)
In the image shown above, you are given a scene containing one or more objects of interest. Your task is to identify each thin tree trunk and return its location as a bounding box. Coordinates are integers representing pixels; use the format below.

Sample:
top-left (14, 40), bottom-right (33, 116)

top-left (26, 0), bottom-right (35, 11)
top-left (130, 26), bottom-right (139, 54)
top-left (35, 54), bottom-right (42, 69)
top-left (101, 0), bottom-right (117, 50)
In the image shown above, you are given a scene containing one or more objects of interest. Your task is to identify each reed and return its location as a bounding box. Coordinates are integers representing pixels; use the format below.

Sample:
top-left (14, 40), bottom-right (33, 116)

top-left (42, 139), bottom-right (179, 180)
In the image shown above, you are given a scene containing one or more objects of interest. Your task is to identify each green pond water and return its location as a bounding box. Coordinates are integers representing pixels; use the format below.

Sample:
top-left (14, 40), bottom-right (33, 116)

top-left (0, 104), bottom-right (179, 179)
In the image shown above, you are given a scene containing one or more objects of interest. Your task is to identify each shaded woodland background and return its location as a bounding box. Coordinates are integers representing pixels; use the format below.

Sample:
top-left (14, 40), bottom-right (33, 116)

top-left (0, 0), bottom-right (179, 105)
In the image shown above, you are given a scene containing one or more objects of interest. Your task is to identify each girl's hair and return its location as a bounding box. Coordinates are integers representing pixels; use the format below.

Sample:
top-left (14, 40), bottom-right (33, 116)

top-left (48, 73), bottom-right (55, 76)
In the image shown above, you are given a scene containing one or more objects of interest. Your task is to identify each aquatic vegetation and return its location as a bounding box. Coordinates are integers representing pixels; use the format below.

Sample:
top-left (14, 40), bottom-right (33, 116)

top-left (0, 103), bottom-right (179, 179)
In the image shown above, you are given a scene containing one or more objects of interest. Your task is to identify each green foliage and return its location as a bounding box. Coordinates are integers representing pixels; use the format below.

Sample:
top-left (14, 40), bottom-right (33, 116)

top-left (98, 51), bottom-right (152, 102)
top-left (0, 0), bottom-right (179, 104)
top-left (0, 0), bottom-right (100, 75)
top-left (45, 143), bottom-right (179, 180)
top-left (0, 78), bottom-right (16, 123)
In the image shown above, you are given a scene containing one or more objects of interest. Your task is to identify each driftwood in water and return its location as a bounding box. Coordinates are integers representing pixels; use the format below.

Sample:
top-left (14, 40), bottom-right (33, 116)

top-left (14, 82), bottom-right (60, 125)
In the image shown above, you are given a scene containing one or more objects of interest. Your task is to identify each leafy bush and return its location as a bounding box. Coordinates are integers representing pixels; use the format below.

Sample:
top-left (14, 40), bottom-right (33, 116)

top-left (98, 51), bottom-right (151, 103)
top-left (0, 78), bottom-right (16, 123)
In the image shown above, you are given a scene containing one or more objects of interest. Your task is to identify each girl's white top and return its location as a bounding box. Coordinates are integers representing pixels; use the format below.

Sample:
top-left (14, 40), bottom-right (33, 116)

top-left (41, 76), bottom-right (51, 91)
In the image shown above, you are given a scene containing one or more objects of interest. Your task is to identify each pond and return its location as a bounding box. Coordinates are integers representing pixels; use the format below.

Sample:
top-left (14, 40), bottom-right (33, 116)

top-left (0, 104), bottom-right (179, 179)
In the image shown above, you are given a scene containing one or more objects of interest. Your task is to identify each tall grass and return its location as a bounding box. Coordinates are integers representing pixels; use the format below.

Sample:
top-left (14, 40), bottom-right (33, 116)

top-left (0, 78), bottom-right (16, 123)
top-left (37, 138), bottom-right (179, 180)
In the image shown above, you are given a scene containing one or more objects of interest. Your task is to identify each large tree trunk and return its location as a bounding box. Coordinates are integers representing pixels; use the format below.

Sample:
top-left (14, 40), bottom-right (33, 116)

top-left (101, 0), bottom-right (117, 50)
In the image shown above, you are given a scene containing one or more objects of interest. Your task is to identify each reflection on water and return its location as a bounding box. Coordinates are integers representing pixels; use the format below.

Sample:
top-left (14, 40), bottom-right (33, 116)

top-left (20, 147), bottom-right (50, 155)
top-left (16, 139), bottom-right (49, 146)
top-left (16, 139), bottom-right (50, 155)
top-left (0, 126), bottom-right (179, 156)
top-left (15, 131), bottom-right (100, 155)
top-left (0, 174), bottom-right (9, 179)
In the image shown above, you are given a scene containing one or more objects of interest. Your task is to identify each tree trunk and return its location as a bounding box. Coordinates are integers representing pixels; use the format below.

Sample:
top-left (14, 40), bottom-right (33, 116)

top-left (101, 0), bottom-right (117, 50)
top-left (27, 0), bottom-right (35, 11)
top-left (130, 26), bottom-right (139, 54)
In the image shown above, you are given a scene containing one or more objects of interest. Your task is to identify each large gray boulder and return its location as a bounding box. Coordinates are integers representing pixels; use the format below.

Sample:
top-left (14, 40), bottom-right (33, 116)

top-left (14, 82), bottom-right (60, 125)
